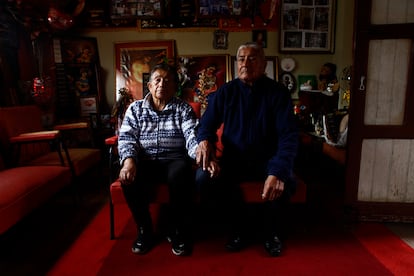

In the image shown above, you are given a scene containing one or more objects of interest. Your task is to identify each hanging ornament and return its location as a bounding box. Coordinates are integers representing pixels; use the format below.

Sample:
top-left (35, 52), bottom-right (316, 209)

top-left (47, 7), bottom-right (74, 30)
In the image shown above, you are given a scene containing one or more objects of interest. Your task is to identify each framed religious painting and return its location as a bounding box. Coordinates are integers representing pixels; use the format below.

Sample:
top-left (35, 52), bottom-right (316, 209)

top-left (279, 0), bottom-right (336, 53)
top-left (177, 54), bottom-right (231, 109)
top-left (114, 40), bottom-right (175, 101)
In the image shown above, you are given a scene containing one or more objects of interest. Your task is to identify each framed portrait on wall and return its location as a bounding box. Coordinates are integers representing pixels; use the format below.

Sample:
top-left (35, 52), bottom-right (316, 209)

top-left (54, 36), bottom-right (100, 64)
top-left (252, 29), bottom-right (267, 48)
top-left (213, 30), bottom-right (228, 49)
top-left (279, 0), bottom-right (335, 53)
top-left (114, 40), bottom-right (175, 101)
top-left (177, 54), bottom-right (231, 108)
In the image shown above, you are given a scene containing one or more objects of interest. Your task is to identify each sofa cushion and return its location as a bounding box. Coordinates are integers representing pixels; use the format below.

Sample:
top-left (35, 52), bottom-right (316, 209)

top-left (0, 165), bottom-right (71, 234)
top-left (26, 148), bottom-right (101, 176)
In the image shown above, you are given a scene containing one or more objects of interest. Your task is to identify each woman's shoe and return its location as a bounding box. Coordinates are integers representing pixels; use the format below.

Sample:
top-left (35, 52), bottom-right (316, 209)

top-left (131, 226), bottom-right (153, 254)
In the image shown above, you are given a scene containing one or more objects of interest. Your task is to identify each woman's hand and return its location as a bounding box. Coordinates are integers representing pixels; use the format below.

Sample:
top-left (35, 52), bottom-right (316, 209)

top-left (119, 158), bottom-right (136, 185)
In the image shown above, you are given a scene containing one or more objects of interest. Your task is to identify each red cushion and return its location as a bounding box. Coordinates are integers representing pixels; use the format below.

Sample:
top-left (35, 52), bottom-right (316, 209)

top-left (0, 165), bottom-right (71, 234)
top-left (105, 136), bottom-right (118, 146)
top-left (27, 148), bottom-right (101, 176)
top-left (188, 102), bottom-right (201, 118)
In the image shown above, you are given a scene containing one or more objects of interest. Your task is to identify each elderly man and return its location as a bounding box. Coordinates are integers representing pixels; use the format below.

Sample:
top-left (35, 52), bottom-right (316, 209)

top-left (196, 42), bottom-right (299, 257)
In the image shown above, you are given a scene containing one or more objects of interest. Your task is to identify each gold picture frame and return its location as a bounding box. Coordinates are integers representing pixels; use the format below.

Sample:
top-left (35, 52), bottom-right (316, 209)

top-left (114, 40), bottom-right (175, 101)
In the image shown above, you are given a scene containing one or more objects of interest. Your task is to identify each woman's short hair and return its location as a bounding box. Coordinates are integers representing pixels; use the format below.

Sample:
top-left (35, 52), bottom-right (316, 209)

top-left (149, 63), bottom-right (179, 85)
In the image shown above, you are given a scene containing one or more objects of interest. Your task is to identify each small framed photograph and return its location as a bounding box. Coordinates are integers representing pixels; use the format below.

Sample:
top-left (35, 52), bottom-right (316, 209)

top-left (298, 75), bottom-right (317, 90)
top-left (197, 0), bottom-right (245, 17)
top-left (80, 96), bottom-right (98, 117)
top-left (280, 0), bottom-right (335, 53)
top-left (213, 30), bottom-right (228, 49)
top-left (280, 72), bottom-right (297, 94)
top-left (252, 29), bottom-right (267, 48)
top-left (111, 0), bottom-right (164, 19)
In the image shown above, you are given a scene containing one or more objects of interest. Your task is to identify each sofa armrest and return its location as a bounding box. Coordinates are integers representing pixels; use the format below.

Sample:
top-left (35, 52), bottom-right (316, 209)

top-left (9, 130), bottom-right (67, 166)
top-left (105, 135), bottom-right (118, 146)
top-left (54, 122), bottom-right (88, 131)
top-left (9, 130), bottom-right (61, 143)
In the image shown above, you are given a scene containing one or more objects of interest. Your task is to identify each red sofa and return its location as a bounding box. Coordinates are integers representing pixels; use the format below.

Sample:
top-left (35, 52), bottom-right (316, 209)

top-left (0, 153), bottom-right (71, 235)
top-left (0, 105), bottom-right (100, 235)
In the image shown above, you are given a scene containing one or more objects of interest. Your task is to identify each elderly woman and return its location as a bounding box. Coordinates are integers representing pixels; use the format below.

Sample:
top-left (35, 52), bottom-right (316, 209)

top-left (118, 63), bottom-right (214, 256)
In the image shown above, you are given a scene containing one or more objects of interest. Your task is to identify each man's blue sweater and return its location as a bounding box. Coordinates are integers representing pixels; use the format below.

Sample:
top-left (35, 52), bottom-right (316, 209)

top-left (197, 76), bottom-right (299, 183)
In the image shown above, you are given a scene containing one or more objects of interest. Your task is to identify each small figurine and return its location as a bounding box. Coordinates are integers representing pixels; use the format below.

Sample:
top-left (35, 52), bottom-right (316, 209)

top-left (318, 62), bottom-right (339, 94)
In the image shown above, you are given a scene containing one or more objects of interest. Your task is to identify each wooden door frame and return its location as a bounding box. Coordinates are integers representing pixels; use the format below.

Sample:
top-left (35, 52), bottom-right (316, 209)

top-left (345, 0), bottom-right (414, 221)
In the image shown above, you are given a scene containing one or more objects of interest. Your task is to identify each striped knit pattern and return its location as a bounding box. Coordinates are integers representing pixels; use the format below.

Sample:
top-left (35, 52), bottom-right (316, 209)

top-left (118, 95), bottom-right (198, 164)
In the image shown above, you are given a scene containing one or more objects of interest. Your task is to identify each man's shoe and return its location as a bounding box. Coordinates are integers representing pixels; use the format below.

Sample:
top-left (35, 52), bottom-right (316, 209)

top-left (264, 235), bottom-right (283, 257)
top-left (131, 227), bottom-right (153, 254)
top-left (225, 234), bottom-right (245, 252)
top-left (170, 231), bottom-right (191, 256)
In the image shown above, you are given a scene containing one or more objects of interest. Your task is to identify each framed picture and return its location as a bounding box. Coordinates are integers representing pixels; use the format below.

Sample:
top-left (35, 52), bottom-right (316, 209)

top-left (64, 63), bottom-right (99, 97)
top-left (197, 0), bottom-right (248, 17)
top-left (114, 40), bottom-right (175, 101)
top-left (298, 74), bottom-right (317, 90)
top-left (252, 29), bottom-right (267, 48)
top-left (213, 30), bottom-right (228, 49)
top-left (280, 72), bottom-right (297, 94)
top-left (111, 0), bottom-right (164, 19)
top-left (54, 36), bottom-right (100, 64)
top-left (279, 0), bottom-right (335, 53)
top-left (80, 96), bottom-right (98, 117)
top-left (177, 54), bottom-right (231, 106)
top-left (53, 36), bottom-right (103, 120)
top-left (231, 56), bottom-right (279, 81)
